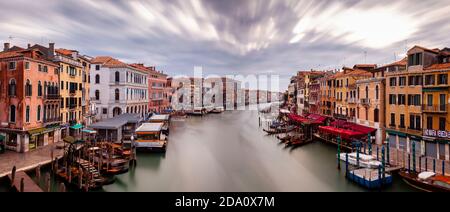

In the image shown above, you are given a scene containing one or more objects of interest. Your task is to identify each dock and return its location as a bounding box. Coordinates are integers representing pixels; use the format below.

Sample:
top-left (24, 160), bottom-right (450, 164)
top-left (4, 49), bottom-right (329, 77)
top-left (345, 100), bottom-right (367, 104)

top-left (8, 171), bottom-right (43, 192)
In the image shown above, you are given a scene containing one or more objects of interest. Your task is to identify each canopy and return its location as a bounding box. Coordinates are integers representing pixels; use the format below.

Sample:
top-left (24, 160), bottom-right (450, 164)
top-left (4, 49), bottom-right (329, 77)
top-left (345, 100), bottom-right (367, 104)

top-left (306, 114), bottom-right (327, 124)
top-left (70, 123), bottom-right (83, 130)
top-left (82, 129), bottom-right (97, 134)
top-left (63, 136), bottom-right (76, 143)
top-left (279, 109), bottom-right (291, 114)
top-left (319, 126), bottom-right (363, 140)
top-left (331, 120), bottom-right (376, 135)
top-left (288, 114), bottom-right (311, 125)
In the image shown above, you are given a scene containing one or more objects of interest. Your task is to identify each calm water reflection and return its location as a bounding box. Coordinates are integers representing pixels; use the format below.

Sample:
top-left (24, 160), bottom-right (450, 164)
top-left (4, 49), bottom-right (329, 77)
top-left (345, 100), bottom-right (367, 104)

top-left (103, 109), bottom-right (416, 192)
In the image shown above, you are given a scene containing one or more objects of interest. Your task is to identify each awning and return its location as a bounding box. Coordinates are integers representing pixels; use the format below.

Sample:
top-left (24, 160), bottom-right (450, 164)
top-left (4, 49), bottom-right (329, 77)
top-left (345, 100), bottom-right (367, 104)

top-left (331, 120), bottom-right (376, 135)
top-left (82, 129), bottom-right (97, 134)
top-left (70, 123), bottom-right (83, 130)
top-left (280, 109), bottom-right (291, 114)
top-left (306, 114), bottom-right (327, 124)
top-left (288, 114), bottom-right (311, 125)
top-left (319, 126), bottom-right (363, 140)
top-left (63, 136), bottom-right (76, 143)
top-left (28, 128), bottom-right (48, 136)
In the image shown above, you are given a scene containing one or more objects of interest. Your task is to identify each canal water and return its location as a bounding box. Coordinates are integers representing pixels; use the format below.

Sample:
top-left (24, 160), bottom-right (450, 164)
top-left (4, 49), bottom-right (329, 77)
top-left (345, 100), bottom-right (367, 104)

top-left (102, 109), bottom-right (416, 192)
top-left (0, 108), bottom-right (416, 192)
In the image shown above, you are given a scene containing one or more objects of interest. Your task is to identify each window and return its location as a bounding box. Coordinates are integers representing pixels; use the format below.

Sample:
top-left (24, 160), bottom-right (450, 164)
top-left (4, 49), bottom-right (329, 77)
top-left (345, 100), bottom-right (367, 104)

top-left (95, 90), bottom-right (100, 100)
top-left (25, 80), bottom-right (32, 97)
top-left (8, 62), bottom-right (16, 70)
top-left (79, 83), bottom-right (82, 91)
top-left (416, 116), bottom-right (421, 130)
top-left (440, 94), bottom-right (446, 111)
top-left (9, 105), bottom-right (16, 123)
top-left (425, 75), bottom-right (435, 86)
top-left (398, 94), bottom-right (406, 105)
top-left (37, 105), bottom-right (41, 121)
top-left (400, 114), bottom-right (405, 128)
top-left (115, 89), bottom-right (120, 101)
top-left (95, 74), bottom-right (100, 84)
top-left (439, 117), bottom-right (446, 131)
top-left (115, 71), bottom-right (120, 82)
top-left (427, 94), bottom-right (433, 106)
top-left (410, 115), bottom-right (415, 129)
top-left (427, 116), bottom-right (433, 129)
top-left (408, 53), bottom-right (423, 66)
top-left (26, 106), bottom-right (30, 123)
top-left (389, 94), bottom-right (397, 105)
top-left (390, 113), bottom-right (395, 127)
top-left (25, 62), bottom-right (30, 70)
top-left (389, 77), bottom-right (397, 86)
top-left (8, 79), bottom-right (16, 96)
top-left (374, 108), bottom-right (379, 122)
top-left (102, 108), bottom-right (108, 114)
top-left (399, 77), bottom-right (407, 86)
top-left (438, 74), bottom-right (448, 85)
top-left (61, 98), bottom-right (64, 109)
top-left (375, 86), bottom-right (379, 100)
top-left (96, 65), bottom-right (100, 70)
top-left (365, 86), bottom-right (368, 99)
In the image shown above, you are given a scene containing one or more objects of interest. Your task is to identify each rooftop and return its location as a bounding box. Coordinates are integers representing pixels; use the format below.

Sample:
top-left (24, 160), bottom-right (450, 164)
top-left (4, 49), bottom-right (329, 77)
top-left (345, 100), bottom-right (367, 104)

top-left (149, 114), bottom-right (170, 121)
top-left (136, 123), bottom-right (164, 132)
top-left (89, 113), bottom-right (142, 130)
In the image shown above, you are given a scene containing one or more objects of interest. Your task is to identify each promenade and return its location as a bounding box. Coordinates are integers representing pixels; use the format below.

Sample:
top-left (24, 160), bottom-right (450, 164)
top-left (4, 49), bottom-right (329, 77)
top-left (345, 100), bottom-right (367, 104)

top-left (0, 144), bottom-right (64, 178)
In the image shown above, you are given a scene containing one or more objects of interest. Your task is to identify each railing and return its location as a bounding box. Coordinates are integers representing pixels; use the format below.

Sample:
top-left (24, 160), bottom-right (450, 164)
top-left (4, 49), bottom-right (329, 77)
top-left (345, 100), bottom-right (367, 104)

top-left (360, 98), bottom-right (371, 106)
top-left (44, 94), bottom-right (60, 100)
top-left (347, 98), bottom-right (357, 104)
top-left (422, 104), bottom-right (447, 113)
top-left (68, 104), bottom-right (77, 109)
top-left (69, 89), bottom-right (76, 95)
top-left (44, 117), bottom-right (60, 124)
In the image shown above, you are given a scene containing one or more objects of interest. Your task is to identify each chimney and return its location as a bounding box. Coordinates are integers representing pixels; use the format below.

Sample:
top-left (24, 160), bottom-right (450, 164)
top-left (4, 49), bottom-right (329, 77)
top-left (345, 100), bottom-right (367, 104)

top-left (3, 43), bottom-right (10, 51)
top-left (48, 43), bottom-right (55, 59)
top-left (27, 43), bottom-right (31, 49)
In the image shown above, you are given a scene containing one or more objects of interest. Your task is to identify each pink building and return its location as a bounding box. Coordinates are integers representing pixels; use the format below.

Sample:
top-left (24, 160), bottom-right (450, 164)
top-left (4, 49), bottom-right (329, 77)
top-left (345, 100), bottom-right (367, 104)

top-left (0, 43), bottom-right (60, 152)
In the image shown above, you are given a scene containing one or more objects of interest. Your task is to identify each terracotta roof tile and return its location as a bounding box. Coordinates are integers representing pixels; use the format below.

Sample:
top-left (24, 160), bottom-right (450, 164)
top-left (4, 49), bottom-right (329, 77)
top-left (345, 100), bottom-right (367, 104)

top-left (55, 48), bottom-right (75, 56)
top-left (424, 63), bottom-right (450, 71)
top-left (0, 51), bottom-right (23, 59)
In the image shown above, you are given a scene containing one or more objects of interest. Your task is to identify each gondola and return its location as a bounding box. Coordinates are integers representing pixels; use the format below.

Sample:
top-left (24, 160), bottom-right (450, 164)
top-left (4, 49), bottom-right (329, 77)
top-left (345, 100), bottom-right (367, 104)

top-left (263, 126), bottom-right (296, 135)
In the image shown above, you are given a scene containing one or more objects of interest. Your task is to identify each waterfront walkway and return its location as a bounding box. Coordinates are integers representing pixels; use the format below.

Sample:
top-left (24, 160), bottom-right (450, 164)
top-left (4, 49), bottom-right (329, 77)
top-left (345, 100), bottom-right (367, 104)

top-left (0, 143), bottom-right (64, 178)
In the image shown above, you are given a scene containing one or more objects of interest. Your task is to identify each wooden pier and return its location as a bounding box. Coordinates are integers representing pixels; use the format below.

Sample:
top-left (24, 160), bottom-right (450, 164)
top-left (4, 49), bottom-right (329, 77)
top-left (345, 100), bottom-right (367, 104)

top-left (8, 171), bottom-right (43, 192)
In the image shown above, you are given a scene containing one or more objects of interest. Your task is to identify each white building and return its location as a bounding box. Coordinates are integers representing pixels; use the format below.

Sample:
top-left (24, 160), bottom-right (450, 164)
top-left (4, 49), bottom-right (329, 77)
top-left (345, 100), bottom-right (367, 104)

top-left (90, 57), bottom-right (149, 120)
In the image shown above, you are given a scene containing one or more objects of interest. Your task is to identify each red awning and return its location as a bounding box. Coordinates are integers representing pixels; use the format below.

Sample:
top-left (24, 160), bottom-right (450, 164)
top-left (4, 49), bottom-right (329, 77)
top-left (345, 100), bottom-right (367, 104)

top-left (306, 114), bottom-right (327, 124)
top-left (331, 120), bottom-right (376, 135)
top-left (288, 114), bottom-right (311, 125)
top-left (319, 126), bottom-right (362, 140)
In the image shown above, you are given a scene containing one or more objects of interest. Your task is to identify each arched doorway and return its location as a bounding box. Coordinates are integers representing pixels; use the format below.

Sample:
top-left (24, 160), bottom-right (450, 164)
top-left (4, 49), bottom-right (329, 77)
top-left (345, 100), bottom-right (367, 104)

top-left (113, 107), bottom-right (122, 117)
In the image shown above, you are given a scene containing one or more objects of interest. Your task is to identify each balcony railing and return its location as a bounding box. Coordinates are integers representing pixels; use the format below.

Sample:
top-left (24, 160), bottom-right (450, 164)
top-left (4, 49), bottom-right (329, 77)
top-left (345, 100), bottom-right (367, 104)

top-left (360, 98), bottom-right (371, 106)
top-left (348, 98), bottom-right (357, 104)
top-left (422, 104), bottom-right (447, 113)
top-left (68, 104), bottom-right (77, 109)
top-left (69, 89), bottom-right (76, 95)
top-left (44, 94), bottom-right (60, 100)
top-left (44, 117), bottom-right (61, 124)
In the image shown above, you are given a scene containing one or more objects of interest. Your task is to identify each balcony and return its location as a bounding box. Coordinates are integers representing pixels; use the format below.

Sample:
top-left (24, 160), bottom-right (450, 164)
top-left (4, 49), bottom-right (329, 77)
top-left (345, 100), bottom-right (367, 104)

top-left (68, 104), bottom-right (77, 110)
top-left (69, 89), bottom-right (76, 96)
top-left (422, 104), bottom-right (447, 113)
top-left (43, 117), bottom-right (61, 125)
top-left (44, 94), bottom-right (60, 100)
top-left (360, 98), bottom-right (371, 106)
top-left (348, 98), bottom-right (357, 104)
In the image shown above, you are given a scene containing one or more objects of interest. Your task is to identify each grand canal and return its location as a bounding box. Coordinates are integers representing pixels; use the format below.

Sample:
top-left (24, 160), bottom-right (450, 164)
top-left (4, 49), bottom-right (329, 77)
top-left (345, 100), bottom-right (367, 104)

top-left (101, 108), bottom-right (416, 192)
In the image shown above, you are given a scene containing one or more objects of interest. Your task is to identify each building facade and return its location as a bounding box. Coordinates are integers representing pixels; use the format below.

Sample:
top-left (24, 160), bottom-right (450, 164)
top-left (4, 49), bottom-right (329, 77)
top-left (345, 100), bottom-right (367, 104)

top-left (145, 66), bottom-right (170, 113)
top-left (0, 43), bottom-right (60, 152)
top-left (90, 57), bottom-right (149, 120)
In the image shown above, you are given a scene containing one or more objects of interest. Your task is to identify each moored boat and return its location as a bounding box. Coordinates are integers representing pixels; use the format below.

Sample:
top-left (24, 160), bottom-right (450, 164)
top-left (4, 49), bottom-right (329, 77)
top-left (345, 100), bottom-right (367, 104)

top-left (135, 123), bottom-right (168, 152)
top-left (337, 152), bottom-right (382, 169)
top-left (398, 170), bottom-right (450, 192)
top-left (263, 125), bottom-right (296, 135)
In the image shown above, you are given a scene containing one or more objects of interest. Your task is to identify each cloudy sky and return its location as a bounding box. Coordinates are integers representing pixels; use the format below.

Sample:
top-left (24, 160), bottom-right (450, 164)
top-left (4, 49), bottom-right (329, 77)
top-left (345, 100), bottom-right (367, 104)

top-left (0, 0), bottom-right (449, 90)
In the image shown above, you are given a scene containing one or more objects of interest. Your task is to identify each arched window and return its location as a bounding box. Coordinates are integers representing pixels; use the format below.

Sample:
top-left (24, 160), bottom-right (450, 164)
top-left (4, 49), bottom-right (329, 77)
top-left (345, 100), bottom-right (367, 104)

top-left (365, 108), bottom-right (369, 121)
top-left (38, 81), bottom-right (42, 97)
top-left (37, 105), bottom-right (41, 121)
top-left (95, 90), bottom-right (100, 100)
top-left (374, 108), bottom-right (379, 123)
top-left (115, 89), bottom-right (120, 101)
top-left (9, 105), bottom-right (16, 123)
top-left (95, 74), bottom-right (100, 84)
top-left (115, 71), bottom-right (120, 83)
top-left (26, 106), bottom-right (30, 123)
top-left (365, 86), bottom-right (369, 99)
top-left (357, 87), bottom-right (360, 99)
top-left (8, 79), bottom-right (16, 96)
top-left (375, 85), bottom-right (379, 100)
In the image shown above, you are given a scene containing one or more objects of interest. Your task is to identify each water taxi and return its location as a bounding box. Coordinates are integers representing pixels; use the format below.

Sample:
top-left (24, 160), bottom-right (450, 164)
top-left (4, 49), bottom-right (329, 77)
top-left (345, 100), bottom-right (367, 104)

top-left (398, 170), bottom-right (450, 192)
top-left (135, 123), bottom-right (168, 152)
top-left (211, 106), bottom-right (225, 113)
